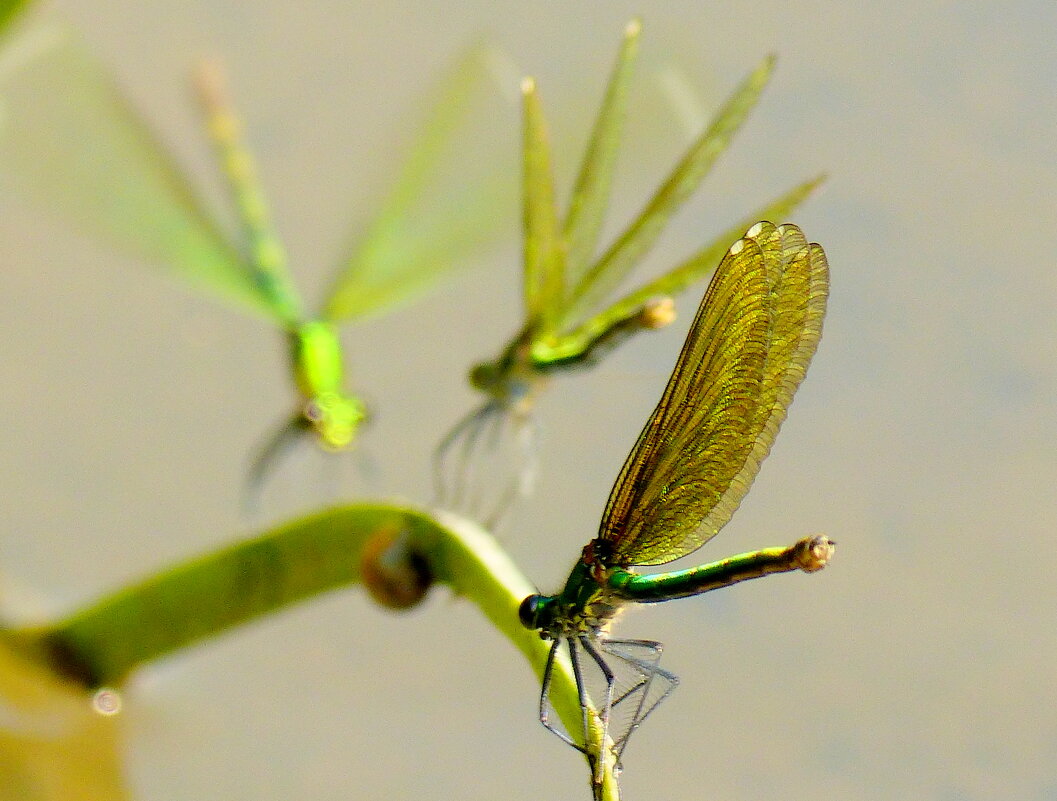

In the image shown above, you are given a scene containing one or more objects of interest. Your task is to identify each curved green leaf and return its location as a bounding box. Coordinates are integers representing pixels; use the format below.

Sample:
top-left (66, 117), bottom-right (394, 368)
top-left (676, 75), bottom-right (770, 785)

top-left (7, 503), bottom-right (614, 794)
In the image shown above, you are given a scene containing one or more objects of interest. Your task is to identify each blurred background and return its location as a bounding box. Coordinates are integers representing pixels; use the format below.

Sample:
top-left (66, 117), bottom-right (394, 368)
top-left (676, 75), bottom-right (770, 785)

top-left (1, 1), bottom-right (1055, 799)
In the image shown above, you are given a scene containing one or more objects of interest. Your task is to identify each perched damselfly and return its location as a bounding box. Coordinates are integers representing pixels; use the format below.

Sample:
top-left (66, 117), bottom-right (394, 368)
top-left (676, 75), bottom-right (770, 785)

top-left (519, 222), bottom-right (833, 788)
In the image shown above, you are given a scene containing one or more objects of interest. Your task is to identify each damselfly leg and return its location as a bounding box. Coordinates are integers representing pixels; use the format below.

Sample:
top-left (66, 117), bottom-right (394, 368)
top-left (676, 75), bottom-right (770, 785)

top-left (538, 636), bottom-right (598, 755)
top-left (433, 400), bottom-right (538, 526)
top-left (537, 634), bottom-right (678, 781)
top-left (597, 638), bottom-right (678, 769)
top-left (243, 412), bottom-right (309, 514)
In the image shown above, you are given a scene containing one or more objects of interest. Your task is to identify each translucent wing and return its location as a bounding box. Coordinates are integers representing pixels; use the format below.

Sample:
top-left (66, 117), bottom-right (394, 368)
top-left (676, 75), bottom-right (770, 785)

top-left (598, 222), bottom-right (828, 566)
top-left (520, 75), bottom-right (564, 333)
top-left (561, 19), bottom-right (641, 286)
top-left (322, 44), bottom-right (517, 322)
top-left (563, 54), bottom-right (776, 328)
top-left (0, 26), bottom-right (278, 319)
top-left (555, 174), bottom-right (824, 355)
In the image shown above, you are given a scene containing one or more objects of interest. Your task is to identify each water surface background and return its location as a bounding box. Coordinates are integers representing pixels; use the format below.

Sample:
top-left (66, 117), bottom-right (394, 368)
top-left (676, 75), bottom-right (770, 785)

top-left (1, 2), bottom-right (1053, 799)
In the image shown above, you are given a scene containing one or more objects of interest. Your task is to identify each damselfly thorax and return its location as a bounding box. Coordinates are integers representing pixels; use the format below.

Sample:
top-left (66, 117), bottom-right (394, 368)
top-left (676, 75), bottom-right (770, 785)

top-left (519, 544), bottom-right (629, 640)
top-left (433, 328), bottom-right (549, 521)
top-left (289, 321), bottom-right (366, 451)
top-left (468, 326), bottom-right (552, 418)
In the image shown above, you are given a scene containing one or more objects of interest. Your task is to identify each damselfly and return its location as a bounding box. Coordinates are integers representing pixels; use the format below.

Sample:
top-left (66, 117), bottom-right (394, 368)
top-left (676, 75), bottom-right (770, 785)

top-left (0, 25), bottom-right (513, 498)
top-left (434, 20), bottom-right (823, 521)
top-left (519, 222), bottom-right (832, 787)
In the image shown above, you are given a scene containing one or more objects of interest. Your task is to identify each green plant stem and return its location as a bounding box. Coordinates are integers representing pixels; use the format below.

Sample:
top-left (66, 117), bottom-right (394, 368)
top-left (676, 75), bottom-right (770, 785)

top-left (6, 502), bottom-right (618, 800)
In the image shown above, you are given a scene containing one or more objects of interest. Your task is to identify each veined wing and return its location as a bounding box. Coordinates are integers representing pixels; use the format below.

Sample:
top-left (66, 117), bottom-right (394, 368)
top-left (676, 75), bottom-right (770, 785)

top-left (561, 54), bottom-right (776, 329)
top-left (553, 174), bottom-right (824, 356)
top-left (519, 74), bottom-right (564, 335)
top-left (0, 26), bottom-right (279, 319)
top-left (322, 44), bottom-right (517, 322)
top-left (597, 222), bottom-right (828, 566)
top-left (560, 18), bottom-right (640, 288)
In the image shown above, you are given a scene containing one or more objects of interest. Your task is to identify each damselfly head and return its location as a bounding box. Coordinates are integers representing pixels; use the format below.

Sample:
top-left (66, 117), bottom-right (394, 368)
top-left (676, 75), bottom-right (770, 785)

top-left (468, 360), bottom-right (502, 394)
top-left (518, 594), bottom-right (542, 628)
top-left (519, 593), bottom-right (560, 631)
top-left (303, 392), bottom-right (367, 451)
top-left (469, 359), bottom-right (548, 417)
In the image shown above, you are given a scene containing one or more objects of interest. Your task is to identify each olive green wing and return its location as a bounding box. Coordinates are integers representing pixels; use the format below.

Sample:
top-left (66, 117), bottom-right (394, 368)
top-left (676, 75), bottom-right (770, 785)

top-left (560, 18), bottom-right (641, 290)
top-left (0, 26), bottom-right (280, 319)
top-left (552, 173), bottom-right (824, 357)
top-left (561, 54), bottom-right (776, 329)
top-left (597, 222), bottom-right (828, 566)
top-left (518, 73), bottom-right (565, 335)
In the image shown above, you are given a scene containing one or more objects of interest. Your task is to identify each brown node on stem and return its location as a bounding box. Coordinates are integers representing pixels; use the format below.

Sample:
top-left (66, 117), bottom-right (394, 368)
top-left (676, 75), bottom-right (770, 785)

top-left (360, 522), bottom-right (434, 610)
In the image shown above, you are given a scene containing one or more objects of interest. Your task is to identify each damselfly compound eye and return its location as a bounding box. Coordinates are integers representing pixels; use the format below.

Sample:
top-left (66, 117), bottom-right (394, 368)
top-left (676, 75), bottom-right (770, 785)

top-left (518, 595), bottom-right (541, 628)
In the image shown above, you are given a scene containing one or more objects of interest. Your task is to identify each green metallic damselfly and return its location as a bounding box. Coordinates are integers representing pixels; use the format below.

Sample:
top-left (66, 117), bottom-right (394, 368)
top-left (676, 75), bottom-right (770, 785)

top-left (518, 221), bottom-right (833, 787)
top-left (434, 19), bottom-right (823, 520)
top-left (0, 25), bottom-right (512, 496)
